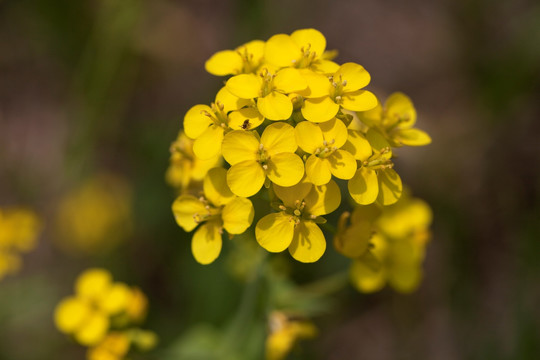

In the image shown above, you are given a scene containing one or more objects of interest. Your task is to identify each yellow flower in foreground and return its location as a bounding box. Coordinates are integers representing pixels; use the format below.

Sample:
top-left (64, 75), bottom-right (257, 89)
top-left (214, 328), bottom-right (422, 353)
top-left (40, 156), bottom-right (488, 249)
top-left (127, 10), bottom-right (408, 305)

top-left (166, 131), bottom-right (221, 191)
top-left (226, 67), bottom-right (307, 120)
top-left (264, 28), bottom-right (339, 73)
top-left (295, 118), bottom-right (356, 185)
top-left (222, 122), bottom-right (304, 197)
top-left (205, 40), bottom-right (265, 76)
top-left (357, 92), bottom-right (431, 147)
top-left (255, 178), bottom-right (340, 263)
top-left (346, 129), bottom-right (402, 205)
top-left (301, 62), bottom-right (378, 123)
top-left (172, 167), bottom-right (254, 264)
top-left (266, 311), bottom-right (317, 360)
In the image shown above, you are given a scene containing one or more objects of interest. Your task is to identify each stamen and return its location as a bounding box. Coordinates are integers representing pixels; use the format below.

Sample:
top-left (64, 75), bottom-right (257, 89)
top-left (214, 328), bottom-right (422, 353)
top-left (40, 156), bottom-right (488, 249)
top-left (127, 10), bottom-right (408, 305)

top-left (278, 205), bottom-right (287, 211)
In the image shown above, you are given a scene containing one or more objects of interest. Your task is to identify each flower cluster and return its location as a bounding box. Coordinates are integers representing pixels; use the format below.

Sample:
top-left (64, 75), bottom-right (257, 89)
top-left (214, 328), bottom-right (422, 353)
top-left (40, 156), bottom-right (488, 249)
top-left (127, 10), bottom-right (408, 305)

top-left (335, 192), bottom-right (433, 293)
top-left (54, 268), bottom-right (157, 360)
top-left (0, 207), bottom-right (41, 281)
top-left (171, 28), bottom-right (431, 265)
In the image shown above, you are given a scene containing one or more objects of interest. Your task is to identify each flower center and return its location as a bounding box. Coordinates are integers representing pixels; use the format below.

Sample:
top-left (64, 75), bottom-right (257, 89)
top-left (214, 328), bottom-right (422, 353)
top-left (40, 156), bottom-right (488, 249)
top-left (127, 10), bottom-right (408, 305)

top-left (329, 75), bottom-right (347, 104)
top-left (257, 143), bottom-right (271, 170)
top-left (292, 43), bottom-right (317, 68)
top-left (363, 147), bottom-right (394, 170)
top-left (279, 199), bottom-right (317, 226)
top-left (314, 139), bottom-right (338, 158)
top-left (259, 68), bottom-right (276, 97)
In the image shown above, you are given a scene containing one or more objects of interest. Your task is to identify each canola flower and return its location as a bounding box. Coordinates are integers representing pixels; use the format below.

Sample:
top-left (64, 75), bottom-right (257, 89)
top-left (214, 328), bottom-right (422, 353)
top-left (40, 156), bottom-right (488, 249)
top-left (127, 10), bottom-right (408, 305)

top-left (54, 268), bottom-right (156, 360)
top-left (0, 207), bottom-right (41, 280)
top-left (334, 193), bottom-right (433, 293)
top-left (170, 27), bottom-right (432, 268)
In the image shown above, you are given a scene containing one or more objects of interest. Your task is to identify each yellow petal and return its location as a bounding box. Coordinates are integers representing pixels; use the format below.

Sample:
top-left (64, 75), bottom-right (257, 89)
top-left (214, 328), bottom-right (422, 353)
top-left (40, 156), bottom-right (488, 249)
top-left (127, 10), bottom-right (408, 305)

top-left (320, 118), bottom-right (348, 148)
top-left (228, 107), bottom-right (264, 130)
top-left (221, 130), bottom-right (259, 165)
top-left (226, 74), bottom-right (262, 99)
top-left (301, 96), bottom-right (339, 123)
top-left (193, 125), bottom-right (224, 160)
top-left (205, 50), bottom-right (243, 76)
top-left (356, 101), bottom-right (383, 128)
top-left (393, 128), bottom-right (431, 146)
top-left (99, 282), bottom-right (131, 315)
top-left (54, 296), bottom-right (91, 333)
top-left (257, 92), bottom-right (293, 120)
top-left (298, 69), bottom-right (332, 98)
top-left (305, 155), bottom-right (331, 185)
top-left (342, 130), bottom-right (372, 161)
top-left (311, 59), bottom-right (340, 74)
top-left (183, 104), bottom-right (214, 139)
top-left (334, 62), bottom-right (370, 92)
top-left (255, 212), bottom-right (295, 252)
top-left (377, 169), bottom-right (402, 205)
top-left (261, 122), bottom-right (297, 155)
top-left (366, 128), bottom-right (391, 152)
top-left (348, 167), bottom-right (378, 205)
top-left (295, 121), bottom-right (324, 153)
top-left (76, 268), bottom-right (112, 301)
top-left (350, 258), bottom-right (386, 293)
top-left (385, 92), bottom-right (416, 128)
top-left (74, 311), bottom-right (109, 346)
top-left (222, 197), bottom-right (254, 234)
top-left (341, 90), bottom-right (378, 112)
top-left (273, 178), bottom-right (313, 208)
top-left (215, 87), bottom-right (251, 113)
top-left (203, 167), bottom-right (235, 207)
top-left (388, 262), bottom-right (422, 293)
top-left (191, 221), bottom-right (222, 265)
top-left (328, 149), bottom-right (357, 180)
top-left (288, 221), bottom-right (326, 263)
top-left (264, 34), bottom-right (299, 67)
top-left (273, 68), bottom-right (308, 93)
top-left (239, 40), bottom-right (265, 65)
top-left (290, 28), bottom-right (326, 60)
top-left (334, 220), bottom-right (372, 259)
top-left (227, 160), bottom-right (266, 197)
top-left (267, 153), bottom-right (305, 187)
top-left (304, 179), bottom-right (341, 216)
top-left (172, 195), bottom-right (208, 232)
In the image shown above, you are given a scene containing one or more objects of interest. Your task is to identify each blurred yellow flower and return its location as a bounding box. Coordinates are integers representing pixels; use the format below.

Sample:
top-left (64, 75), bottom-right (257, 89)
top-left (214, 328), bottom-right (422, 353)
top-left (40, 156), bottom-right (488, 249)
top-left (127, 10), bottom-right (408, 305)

top-left (55, 268), bottom-right (155, 359)
top-left (55, 174), bottom-right (133, 254)
top-left (0, 207), bottom-right (41, 280)
top-left (266, 311), bottom-right (317, 360)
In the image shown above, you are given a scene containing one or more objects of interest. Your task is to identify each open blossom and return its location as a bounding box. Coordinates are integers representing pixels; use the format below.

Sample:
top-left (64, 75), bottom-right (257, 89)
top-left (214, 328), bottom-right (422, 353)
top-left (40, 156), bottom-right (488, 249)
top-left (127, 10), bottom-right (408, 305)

top-left (172, 167), bottom-right (254, 264)
top-left (255, 178), bottom-right (340, 263)
top-left (221, 122), bottom-right (304, 197)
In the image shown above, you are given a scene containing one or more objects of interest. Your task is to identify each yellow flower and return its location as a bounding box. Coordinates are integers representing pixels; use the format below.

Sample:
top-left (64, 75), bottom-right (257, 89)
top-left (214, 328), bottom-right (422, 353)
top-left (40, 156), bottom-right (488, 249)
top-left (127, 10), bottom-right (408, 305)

top-left (357, 92), bottom-right (431, 147)
top-left (55, 268), bottom-right (154, 351)
top-left (222, 122), bottom-right (304, 197)
top-left (172, 167), bottom-right (254, 264)
top-left (295, 118), bottom-right (356, 185)
top-left (55, 174), bottom-right (132, 254)
top-left (183, 87), bottom-right (260, 159)
top-left (205, 40), bottom-right (265, 76)
top-left (166, 131), bottom-right (221, 191)
top-left (0, 207), bottom-right (41, 280)
top-left (349, 194), bottom-right (433, 293)
top-left (255, 178), bottom-right (340, 263)
top-left (87, 332), bottom-right (130, 360)
top-left (266, 311), bottom-right (317, 360)
top-left (333, 205), bottom-right (380, 259)
top-left (346, 129), bottom-right (402, 205)
top-left (226, 67), bottom-right (307, 120)
top-left (301, 62), bottom-right (378, 123)
top-left (264, 28), bottom-right (339, 73)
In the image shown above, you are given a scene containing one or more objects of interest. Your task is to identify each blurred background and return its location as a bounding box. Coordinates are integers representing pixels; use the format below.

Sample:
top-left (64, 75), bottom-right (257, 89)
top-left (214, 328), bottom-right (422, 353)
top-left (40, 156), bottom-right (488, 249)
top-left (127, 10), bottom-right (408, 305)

top-left (1, 0), bottom-right (539, 359)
